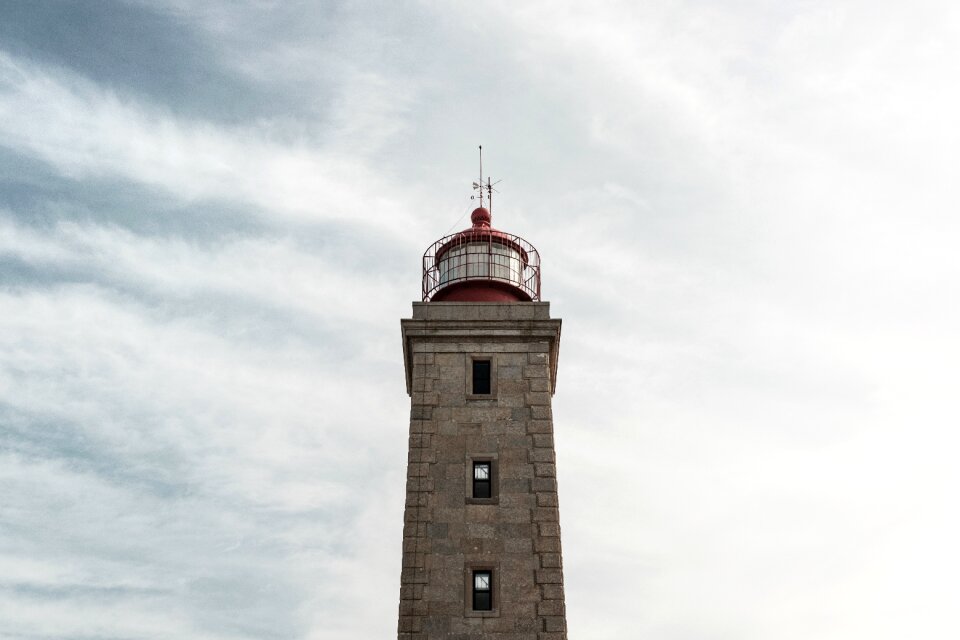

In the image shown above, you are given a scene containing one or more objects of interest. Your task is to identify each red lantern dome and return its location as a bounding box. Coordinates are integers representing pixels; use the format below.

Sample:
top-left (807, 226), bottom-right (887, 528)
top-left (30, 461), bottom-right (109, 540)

top-left (422, 207), bottom-right (541, 302)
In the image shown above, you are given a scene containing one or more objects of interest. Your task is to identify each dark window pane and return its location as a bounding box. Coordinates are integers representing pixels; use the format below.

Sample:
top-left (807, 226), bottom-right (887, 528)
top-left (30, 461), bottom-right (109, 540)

top-left (472, 360), bottom-right (491, 394)
top-left (474, 479), bottom-right (491, 499)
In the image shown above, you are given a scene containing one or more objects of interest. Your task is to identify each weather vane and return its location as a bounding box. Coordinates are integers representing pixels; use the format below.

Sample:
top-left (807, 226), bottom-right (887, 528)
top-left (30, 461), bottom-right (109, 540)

top-left (471, 145), bottom-right (501, 213)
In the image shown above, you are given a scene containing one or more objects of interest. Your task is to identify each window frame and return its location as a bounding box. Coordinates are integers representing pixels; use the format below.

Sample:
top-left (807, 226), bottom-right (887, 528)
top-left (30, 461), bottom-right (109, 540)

top-left (472, 359), bottom-right (492, 394)
top-left (465, 454), bottom-right (499, 504)
top-left (466, 354), bottom-right (497, 400)
top-left (473, 460), bottom-right (492, 499)
top-left (472, 570), bottom-right (492, 611)
top-left (464, 563), bottom-right (500, 617)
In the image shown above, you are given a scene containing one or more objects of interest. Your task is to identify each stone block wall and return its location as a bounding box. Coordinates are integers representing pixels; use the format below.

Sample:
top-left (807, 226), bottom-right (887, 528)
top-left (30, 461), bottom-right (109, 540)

top-left (398, 302), bottom-right (567, 640)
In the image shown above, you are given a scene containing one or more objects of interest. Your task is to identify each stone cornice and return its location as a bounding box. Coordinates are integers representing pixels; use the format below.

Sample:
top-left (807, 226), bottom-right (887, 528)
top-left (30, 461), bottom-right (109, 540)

top-left (401, 303), bottom-right (562, 396)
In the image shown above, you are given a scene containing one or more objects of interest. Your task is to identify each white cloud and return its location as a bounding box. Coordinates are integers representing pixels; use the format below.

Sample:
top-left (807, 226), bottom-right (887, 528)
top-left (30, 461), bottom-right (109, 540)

top-left (0, 212), bottom-right (414, 637)
top-left (0, 213), bottom-right (409, 330)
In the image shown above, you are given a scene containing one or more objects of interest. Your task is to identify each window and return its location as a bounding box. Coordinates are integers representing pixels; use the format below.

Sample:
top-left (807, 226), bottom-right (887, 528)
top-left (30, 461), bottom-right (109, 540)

top-left (465, 455), bottom-right (498, 504)
top-left (466, 355), bottom-right (497, 399)
top-left (472, 570), bottom-right (492, 611)
top-left (472, 359), bottom-right (491, 395)
top-left (473, 461), bottom-right (491, 499)
top-left (464, 563), bottom-right (499, 617)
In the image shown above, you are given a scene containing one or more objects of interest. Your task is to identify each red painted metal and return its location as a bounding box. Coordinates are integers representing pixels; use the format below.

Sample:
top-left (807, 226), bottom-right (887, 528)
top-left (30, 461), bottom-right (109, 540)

top-left (422, 207), bottom-right (541, 302)
top-left (431, 280), bottom-right (530, 302)
top-left (470, 207), bottom-right (491, 227)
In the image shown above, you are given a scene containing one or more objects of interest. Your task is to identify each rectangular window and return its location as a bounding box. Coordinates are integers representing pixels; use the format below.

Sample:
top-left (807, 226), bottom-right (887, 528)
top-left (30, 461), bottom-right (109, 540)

top-left (464, 563), bottom-right (499, 617)
top-left (465, 455), bottom-right (499, 505)
top-left (473, 461), bottom-right (492, 499)
top-left (472, 359), bottom-right (491, 395)
top-left (466, 354), bottom-right (497, 399)
top-left (472, 570), bottom-right (492, 611)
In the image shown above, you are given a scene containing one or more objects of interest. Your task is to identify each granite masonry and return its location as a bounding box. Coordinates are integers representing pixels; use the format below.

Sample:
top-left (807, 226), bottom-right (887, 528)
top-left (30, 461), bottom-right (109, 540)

top-left (397, 301), bottom-right (567, 639)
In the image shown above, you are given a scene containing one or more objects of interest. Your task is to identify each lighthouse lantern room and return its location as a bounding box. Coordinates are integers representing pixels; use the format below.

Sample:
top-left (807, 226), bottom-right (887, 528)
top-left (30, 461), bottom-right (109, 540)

top-left (422, 205), bottom-right (541, 303)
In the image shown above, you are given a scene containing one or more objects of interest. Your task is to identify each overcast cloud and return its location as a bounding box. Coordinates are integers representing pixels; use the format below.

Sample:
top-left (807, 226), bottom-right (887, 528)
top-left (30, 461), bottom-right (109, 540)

top-left (1, 1), bottom-right (959, 638)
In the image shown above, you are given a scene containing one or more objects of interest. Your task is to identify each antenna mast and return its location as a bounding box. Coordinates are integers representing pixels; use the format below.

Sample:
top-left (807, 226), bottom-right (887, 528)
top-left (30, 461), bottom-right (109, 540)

top-left (478, 145), bottom-right (484, 209)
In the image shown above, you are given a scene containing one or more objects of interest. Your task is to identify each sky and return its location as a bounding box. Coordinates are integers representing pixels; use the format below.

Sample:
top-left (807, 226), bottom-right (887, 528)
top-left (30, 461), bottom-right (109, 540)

top-left (0, 1), bottom-right (959, 638)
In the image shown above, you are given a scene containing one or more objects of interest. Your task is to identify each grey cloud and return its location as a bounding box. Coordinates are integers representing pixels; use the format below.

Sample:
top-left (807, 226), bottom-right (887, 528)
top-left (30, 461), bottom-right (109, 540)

top-left (0, 0), bottom-right (298, 124)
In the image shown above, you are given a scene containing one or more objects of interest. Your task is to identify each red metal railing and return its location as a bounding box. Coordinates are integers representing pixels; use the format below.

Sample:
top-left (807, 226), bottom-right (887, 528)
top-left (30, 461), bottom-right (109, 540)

top-left (422, 230), bottom-right (541, 301)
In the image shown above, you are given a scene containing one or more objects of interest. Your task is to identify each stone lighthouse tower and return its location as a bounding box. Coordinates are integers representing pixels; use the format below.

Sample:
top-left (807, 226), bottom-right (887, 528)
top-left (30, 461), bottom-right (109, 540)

top-left (397, 178), bottom-right (568, 638)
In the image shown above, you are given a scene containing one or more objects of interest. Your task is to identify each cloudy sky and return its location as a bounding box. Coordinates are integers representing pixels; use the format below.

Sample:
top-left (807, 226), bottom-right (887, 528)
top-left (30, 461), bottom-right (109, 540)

top-left (1, 1), bottom-right (959, 638)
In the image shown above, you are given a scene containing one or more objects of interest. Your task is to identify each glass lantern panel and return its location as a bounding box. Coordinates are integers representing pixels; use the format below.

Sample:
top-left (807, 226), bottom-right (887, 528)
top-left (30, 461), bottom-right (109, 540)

top-left (437, 242), bottom-right (523, 286)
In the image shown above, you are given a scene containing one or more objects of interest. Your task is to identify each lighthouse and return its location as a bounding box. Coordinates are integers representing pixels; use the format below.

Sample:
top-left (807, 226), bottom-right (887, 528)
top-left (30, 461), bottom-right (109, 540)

top-left (397, 166), bottom-right (568, 638)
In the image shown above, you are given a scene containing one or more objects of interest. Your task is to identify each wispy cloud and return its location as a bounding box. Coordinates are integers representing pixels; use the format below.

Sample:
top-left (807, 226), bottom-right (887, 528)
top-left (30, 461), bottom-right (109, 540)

top-left (0, 52), bottom-right (415, 229)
